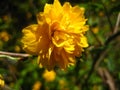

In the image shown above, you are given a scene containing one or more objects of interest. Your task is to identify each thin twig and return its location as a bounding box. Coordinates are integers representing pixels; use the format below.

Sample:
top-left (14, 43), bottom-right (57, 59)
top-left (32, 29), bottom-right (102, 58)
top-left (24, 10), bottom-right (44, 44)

top-left (105, 31), bottom-right (120, 45)
top-left (97, 67), bottom-right (117, 90)
top-left (0, 55), bottom-right (19, 64)
top-left (94, 49), bottom-right (108, 69)
top-left (0, 51), bottom-right (30, 57)
top-left (113, 12), bottom-right (120, 34)
top-left (83, 48), bottom-right (107, 86)
top-left (83, 31), bottom-right (120, 87)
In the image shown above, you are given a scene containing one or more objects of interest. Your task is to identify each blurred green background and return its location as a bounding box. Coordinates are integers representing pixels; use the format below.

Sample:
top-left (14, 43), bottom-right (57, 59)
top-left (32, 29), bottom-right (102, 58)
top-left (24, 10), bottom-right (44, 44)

top-left (0, 0), bottom-right (120, 90)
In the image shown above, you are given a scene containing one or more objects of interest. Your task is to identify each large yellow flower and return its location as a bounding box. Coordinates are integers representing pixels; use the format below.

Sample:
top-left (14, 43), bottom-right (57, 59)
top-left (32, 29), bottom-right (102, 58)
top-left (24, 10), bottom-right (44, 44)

top-left (21, 0), bottom-right (89, 70)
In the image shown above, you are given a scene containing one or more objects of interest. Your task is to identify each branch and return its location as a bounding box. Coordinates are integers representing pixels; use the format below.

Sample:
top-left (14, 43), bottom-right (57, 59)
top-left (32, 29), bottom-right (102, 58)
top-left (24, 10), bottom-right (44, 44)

top-left (105, 31), bottom-right (120, 45)
top-left (0, 51), bottom-right (30, 58)
top-left (83, 21), bottom-right (120, 87)
top-left (0, 51), bottom-right (31, 64)
top-left (113, 12), bottom-right (120, 34)
top-left (97, 67), bottom-right (117, 90)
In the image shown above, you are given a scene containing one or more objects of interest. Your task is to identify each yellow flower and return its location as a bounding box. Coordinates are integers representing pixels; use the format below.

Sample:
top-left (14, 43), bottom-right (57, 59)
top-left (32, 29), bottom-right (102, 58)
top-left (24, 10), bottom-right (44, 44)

top-left (59, 79), bottom-right (67, 89)
top-left (0, 31), bottom-right (11, 42)
top-left (42, 70), bottom-right (56, 82)
top-left (14, 45), bottom-right (21, 52)
top-left (92, 27), bottom-right (99, 34)
top-left (21, 0), bottom-right (89, 70)
top-left (32, 81), bottom-right (42, 90)
top-left (0, 75), bottom-right (5, 88)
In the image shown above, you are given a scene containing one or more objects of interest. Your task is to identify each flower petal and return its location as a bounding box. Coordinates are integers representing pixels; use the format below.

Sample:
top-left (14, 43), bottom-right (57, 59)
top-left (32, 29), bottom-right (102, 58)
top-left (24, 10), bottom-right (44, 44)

top-left (21, 24), bottom-right (39, 54)
top-left (79, 36), bottom-right (89, 47)
top-left (63, 2), bottom-right (71, 12)
top-left (36, 23), bottom-right (50, 54)
top-left (53, 0), bottom-right (62, 10)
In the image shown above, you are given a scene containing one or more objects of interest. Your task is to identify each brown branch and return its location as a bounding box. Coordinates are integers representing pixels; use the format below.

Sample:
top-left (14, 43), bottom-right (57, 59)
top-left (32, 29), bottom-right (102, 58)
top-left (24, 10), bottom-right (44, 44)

top-left (83, 30), bottom-right (120, 87)
top-left (94, 49), bottom-right (108, 69)
top-left (0, 51), bottom-right (30, 57)
top-left (113, 12), bottom-right (120, 34)
top-left (83, 12), bottom-right (120, 87)
top-left (83, 48), bottom-right (108, 86)
top-left (105, 31), bottom-right (120, 45)
top-left (97, 67), bottom-right (117, 90)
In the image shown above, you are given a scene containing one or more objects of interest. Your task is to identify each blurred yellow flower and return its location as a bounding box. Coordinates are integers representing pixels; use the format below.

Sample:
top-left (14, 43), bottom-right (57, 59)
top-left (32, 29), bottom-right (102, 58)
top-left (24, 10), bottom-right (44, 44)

top-left (99, 11), bottom-right (104, 17)
top-left (59, 79), bottom-right (68, 90)
top-left (2, 15), bottom-right (9, 22)
top-left (0, 75), bottom-right (5, 88)
top-left (0, 31), bottom-right (11, 42)
top-left (32, 81), bottom-right (42, 90)
top-left (92, 27), bottom-right (99, 34)
top-left (21, 0), bottom-right (89, 69)
top-left (14, 45), bottom-right (21, 52)
top-left (42, 70), bottom-right (56, 82)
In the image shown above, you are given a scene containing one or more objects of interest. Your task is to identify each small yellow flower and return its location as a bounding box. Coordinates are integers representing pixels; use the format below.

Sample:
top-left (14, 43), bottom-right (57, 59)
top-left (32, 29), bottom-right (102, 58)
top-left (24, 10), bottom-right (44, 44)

top-left (99, 11), bottom-right (104, 17)
top-left (42, 70), bottom-right (56, 82)
top-left (0, 75), bottom-right (5, 88)
top-left (59, 79), bottom-right (67, 89)
top-left (0, 31), bottom-right (10, 42)
top-left (92, 27), bottom-right (99, 34)
top-left (2, 15), bottom-right (9, 22)
top-left (14, 45), bottom-right (21, 52)
top-left (21, 0), bottom-right (89, 70)
top-left (32, 81), bottom-right (42, 90)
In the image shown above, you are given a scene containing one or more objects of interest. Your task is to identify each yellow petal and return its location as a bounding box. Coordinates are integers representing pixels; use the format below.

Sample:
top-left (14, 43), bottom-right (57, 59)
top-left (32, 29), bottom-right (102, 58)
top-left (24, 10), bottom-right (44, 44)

top-left (52, 37), bottom-right (65, 47)
top-left (72, 6), bottom-right (85, 15)
top-left (44, 4), bottom-right (52, 14)
top-left (36, 23), bottom-right (50, 54)
top-left (79, 36), bottom-right (89, 47)
top-left (53, 0), bottom-right (62, 10)
top-left (63, 2), bottom-right (71, 12)
top-left (21, 24), bottom-right (39, 54)
top-left (45, 0), bottom-right (62, 23)
top-left (37, 13), bottom-right (45, 24)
